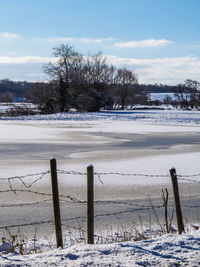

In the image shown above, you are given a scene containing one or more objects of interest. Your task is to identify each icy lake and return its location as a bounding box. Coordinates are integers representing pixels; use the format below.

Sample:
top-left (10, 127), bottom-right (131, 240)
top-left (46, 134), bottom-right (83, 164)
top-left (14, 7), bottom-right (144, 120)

top-left (0, 109), bottom-right (200, 236)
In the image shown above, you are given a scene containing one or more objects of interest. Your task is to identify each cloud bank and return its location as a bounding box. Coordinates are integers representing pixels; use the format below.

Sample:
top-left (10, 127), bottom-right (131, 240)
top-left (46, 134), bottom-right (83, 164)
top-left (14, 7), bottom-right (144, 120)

top-left (0, 56), bottom-right (51, 64)
top-left (0, 32), bottom-right (22, 40)
top-left (106, 55), bottom-right (200, 84)
top-left (43, 36), bottom-right (114, 44)
top-left (0, 54), bottom-right (199, 84)
top-left (114, 39), bottom-right (173, 48)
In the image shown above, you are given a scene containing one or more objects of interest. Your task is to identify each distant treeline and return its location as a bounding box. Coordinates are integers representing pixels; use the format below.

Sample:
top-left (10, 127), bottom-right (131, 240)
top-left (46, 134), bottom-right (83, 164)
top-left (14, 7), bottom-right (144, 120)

top-left (0, 79), bottom-right (32, 101)
top-left (0, 79), bottom-right (175, 99)
top-left (141, 84), bottom-right (174, 93)
top-left (1, 77), bottom-right (200, 113)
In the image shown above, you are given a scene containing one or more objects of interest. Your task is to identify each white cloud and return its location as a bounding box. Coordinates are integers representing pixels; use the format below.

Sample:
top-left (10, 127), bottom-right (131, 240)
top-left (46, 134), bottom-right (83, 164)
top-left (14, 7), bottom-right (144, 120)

top-left (0, 32), bottom-right (22, 40)
top-left (25, 73), bottom-right (43, 77)
top-left (114, 39), bottom-right (173, 48)
top-left (44, 36), bottom-right (114, 43)
top-left (0, 54), bottom-right (200, 84)
top-left (0, 33), bottom-right (114, 44)
top-left (0, 56), bottom-right (52, 64)
top-left (106, 55), bottom-right (200, 84)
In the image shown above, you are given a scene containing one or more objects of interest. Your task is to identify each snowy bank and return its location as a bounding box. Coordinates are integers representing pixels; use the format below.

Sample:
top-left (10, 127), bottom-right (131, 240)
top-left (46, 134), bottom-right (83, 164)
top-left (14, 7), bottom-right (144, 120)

top-left (0, 109), bottom-right (200, 126)
top-left (0, 233), bottom-right (200, 266)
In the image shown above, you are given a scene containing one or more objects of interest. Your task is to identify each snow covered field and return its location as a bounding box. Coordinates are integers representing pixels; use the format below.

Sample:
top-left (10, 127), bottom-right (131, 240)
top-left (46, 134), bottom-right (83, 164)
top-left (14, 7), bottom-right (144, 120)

top-left (0, 109), bottom-right (200, 265)
top-left (0, 102), bottom-right (36, 113)
top-left (1, 108), bottom-right (200, 125)
top-left (0, 232), bottom-right (200, 266)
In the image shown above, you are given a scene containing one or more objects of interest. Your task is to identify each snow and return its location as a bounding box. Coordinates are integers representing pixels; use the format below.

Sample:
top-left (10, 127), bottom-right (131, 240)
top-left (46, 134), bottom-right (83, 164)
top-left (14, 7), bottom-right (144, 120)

top-left (0, 102), bottom-right (36, 113)
top-left (0, 242), bottom-right (12, 253)
top-left (150, 93), bottom-right (176, 102)
top-left (0, 232), bottom-right (200, 266)
top-left (0, 109), bottom-right (200, 265)
top-left (1, 109), bottom-right (200, 127)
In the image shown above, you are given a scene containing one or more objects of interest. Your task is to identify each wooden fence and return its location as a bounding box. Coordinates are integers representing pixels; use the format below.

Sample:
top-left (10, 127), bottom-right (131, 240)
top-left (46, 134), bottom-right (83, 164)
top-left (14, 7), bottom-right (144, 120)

top-left (0, 158), bottom-right (199, 248)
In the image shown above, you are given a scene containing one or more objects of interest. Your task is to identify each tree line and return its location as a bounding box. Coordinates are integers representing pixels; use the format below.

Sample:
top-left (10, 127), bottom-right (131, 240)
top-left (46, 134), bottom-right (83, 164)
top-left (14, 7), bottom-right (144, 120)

top-left (0, 44), bottom-right (200, 112)
top-left (29, 44), bottom-right (147, 113)
top-left (0, 79), bottom-right (32, 102)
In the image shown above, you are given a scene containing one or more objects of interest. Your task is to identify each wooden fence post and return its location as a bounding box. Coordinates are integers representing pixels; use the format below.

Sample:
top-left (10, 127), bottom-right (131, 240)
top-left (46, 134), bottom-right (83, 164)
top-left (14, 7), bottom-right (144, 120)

top-left (50, 158), bottom-right (63, 248)
top-left (162, 188), bottom-right (169, 233)
top-left (170, 167), bottom-right (184, 234)
top-left (87, 164), bottom-right (94, 244)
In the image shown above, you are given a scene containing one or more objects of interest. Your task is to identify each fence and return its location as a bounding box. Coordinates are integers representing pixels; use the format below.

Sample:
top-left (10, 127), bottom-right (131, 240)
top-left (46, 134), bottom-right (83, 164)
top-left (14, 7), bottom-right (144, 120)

top-left (0, 158), bottom-right (200, 250)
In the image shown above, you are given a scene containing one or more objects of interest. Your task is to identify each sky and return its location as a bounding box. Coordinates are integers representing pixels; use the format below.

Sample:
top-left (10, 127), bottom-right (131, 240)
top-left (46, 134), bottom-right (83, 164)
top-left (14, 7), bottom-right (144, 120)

top-left (0, 0), bottom-right (200, 84)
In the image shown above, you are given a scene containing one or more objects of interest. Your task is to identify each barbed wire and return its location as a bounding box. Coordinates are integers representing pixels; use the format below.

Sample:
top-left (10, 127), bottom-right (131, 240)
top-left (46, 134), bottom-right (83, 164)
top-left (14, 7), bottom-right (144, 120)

top-left (58, 169), bottom-right (171, 178)
top-left (1, 169), bottom-right (200, 186)
top-left (58, 169), bottom-right (200, 188)
top-left (0, 194), bottom-right (165, 208)
top-left (181, 204), bottom-right (200, 208)
top-left (95, 172), bottom-right (170, 178)
top-left (0, 207), bottom-right (164, 230)
top-left (0, 171), bottom-right (50, 182)
top-left (0, 220), bottom-right (54, 230)
top-left (0, 189), bottom-right (82, 203)
top-left (0, 216), bottom-right (86, 230)
top-left (58, 168), bottom-right (200, 180)
top-left (0, 168), bottom-right (200, 231)
top-left (177, 173), bottom-right (200, 178)
top-left (57, 170), bottom-right (86, 176)
top-left (2, 201), bottom-right (200, 230)
top-left (0, 199), bottom-right (52, 208)
top-left (1, 194), bottom-right (200, 210)
top-left (0, 188), bottom-right (198, 208)
top-left (177, 177), bottom-right (200, 184)
top-left (0, 171), bottom-right (50, 193)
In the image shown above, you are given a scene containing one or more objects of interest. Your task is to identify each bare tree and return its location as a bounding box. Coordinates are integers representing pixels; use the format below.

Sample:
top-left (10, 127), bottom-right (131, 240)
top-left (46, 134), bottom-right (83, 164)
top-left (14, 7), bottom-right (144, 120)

top-left (184, 79), bottom-right (200, 109)
top-left (42, 44), bottom-right (138, 112)
top-left (66, 52), bottom-right (115, 111)
top-left (27, 82), bottom-right (57, 113)
top-left (43, 44), bottom-right (82, 112)
top-left (174, 79), bottom-right (200, 109)
top-left (173, 83), bottom-right (190, 109)
top-left (80, 53), bottom-right (115, 111)
top-left (84, 53), bottom-right (115, 84)
top-left (0, 92), bottom-right (13, 102)
top-left (114, 68), bottom-right (138, 110)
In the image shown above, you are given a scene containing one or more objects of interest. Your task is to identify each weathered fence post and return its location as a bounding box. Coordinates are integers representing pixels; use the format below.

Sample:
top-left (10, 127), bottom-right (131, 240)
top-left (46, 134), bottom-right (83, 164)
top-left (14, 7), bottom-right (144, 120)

top-left (170, 167), bottom-right (184, 234)
top-left (50, 158), bottom-right (63, 248)
top-left (162, 188), bottom-right (169, 233)
top-left (87, 164), bottom-right (94, 244)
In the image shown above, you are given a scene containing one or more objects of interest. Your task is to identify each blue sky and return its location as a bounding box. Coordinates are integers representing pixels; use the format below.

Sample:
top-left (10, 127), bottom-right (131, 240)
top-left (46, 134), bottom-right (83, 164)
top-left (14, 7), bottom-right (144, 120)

top-left (0, 0), bottom-right (200, 84)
